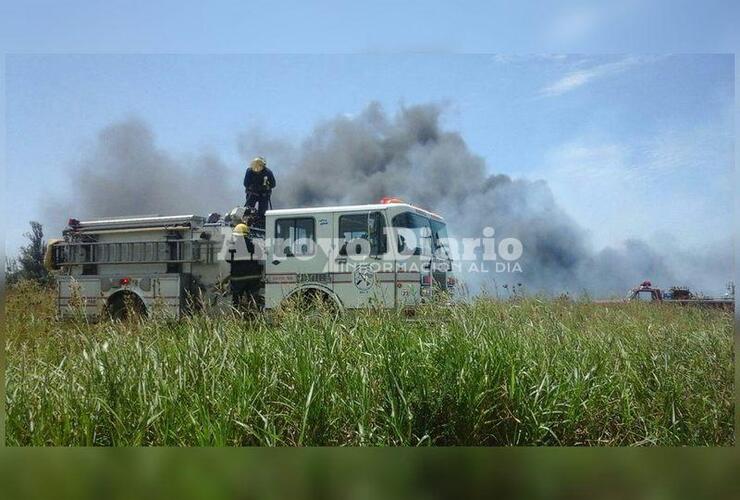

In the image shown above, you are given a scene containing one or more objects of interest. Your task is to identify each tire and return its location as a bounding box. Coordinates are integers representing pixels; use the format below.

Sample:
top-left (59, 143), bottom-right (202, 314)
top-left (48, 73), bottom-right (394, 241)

top-left (287, 289), bottom-right (339, 320)
top-left (280, 288), bottom-right (341, 321)
top-left (107, 291), bottom-right (147, 321)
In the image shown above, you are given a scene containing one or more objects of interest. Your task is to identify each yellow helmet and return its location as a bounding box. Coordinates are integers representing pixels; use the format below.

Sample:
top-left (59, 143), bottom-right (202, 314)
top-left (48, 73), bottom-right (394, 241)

top-left (250, 156), bottom-right (266, 172)
top-left (234, 223), bottom-right (249, 235)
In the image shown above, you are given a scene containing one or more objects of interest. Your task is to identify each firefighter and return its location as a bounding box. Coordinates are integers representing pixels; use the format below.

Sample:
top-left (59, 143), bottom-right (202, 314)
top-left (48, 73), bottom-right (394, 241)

top-left (243, 156), bottom-right (276, 218)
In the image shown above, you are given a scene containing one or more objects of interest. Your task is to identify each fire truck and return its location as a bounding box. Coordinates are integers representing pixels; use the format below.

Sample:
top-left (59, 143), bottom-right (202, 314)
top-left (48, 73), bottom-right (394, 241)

top-left (626, 280), bottom-right (734, 310)
top-left (47, 199), bottom-right (454, 319)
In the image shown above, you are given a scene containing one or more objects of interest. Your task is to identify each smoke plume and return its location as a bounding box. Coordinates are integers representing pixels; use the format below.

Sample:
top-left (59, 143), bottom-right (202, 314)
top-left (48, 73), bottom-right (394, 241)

top-left (46, 103), bottom-right (731, 297)
top-left (241, 102), bottom-right (689, 295)
top-left (46, 119), bottom-right (242, 226)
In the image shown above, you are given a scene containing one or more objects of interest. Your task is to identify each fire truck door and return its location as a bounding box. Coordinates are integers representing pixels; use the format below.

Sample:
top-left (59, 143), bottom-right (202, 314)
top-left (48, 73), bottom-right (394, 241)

top-left (331, 210), bottom-right (393, 308)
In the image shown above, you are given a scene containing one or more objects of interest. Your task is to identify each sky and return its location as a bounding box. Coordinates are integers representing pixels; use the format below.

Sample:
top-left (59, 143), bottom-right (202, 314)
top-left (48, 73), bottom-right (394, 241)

top-left (4, 54), bottom-right (734, 257)
top-left (1, 1), bottom-right (738, 53)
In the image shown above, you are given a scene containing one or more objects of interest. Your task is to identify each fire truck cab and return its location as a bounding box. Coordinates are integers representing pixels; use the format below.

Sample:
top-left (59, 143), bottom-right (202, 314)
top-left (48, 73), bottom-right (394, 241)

top-left (261, 202), bottom-right (452, 310)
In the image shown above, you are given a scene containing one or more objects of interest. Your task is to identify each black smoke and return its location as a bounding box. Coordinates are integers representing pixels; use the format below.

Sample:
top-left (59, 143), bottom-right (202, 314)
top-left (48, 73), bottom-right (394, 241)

top-left (241, 102), bottom-right (684, 295)
top-left (46, 119), bottom-right (241, 225)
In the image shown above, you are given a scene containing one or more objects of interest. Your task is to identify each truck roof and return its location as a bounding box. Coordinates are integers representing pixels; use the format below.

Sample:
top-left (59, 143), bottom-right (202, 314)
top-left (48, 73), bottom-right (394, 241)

top-left (66, 202), bottom-right (445, 233)
top-left (266, 202), bottom-right (445, 221)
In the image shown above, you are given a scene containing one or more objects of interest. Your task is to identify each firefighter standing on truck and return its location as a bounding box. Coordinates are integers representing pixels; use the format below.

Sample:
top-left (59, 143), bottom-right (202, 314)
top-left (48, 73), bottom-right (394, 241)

top-left (243, 156), bottom-right (276, 218)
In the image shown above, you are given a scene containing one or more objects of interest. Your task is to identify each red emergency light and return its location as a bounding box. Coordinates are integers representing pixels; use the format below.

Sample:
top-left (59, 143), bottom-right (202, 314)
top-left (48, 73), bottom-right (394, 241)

top-left (119, 277), bottom-right (131, 286)
top-left (380, 196), bottom-right (404, 204)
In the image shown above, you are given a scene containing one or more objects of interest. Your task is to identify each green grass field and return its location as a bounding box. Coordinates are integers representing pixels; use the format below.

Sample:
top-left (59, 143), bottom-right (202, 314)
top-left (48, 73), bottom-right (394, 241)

top-left (4, 280), bottom-right (735, 446)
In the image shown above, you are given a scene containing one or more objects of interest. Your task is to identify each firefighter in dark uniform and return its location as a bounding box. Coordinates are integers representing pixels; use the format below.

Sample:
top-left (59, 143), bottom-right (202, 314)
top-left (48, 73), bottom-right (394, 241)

top-left (243, 156), bottom-right (276, 220)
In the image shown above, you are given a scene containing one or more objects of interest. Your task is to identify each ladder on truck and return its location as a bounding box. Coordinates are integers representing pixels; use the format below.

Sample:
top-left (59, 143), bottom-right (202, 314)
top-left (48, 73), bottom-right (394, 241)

top-left (54, 213), bottom-right (216, 267)
top-left (52, 239), bottom-right (216, 266)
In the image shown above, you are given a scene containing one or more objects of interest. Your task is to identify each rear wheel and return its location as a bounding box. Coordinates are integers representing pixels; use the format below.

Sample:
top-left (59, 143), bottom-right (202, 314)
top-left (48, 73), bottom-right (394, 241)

top-left (107, 291), bottom-right (147, 321)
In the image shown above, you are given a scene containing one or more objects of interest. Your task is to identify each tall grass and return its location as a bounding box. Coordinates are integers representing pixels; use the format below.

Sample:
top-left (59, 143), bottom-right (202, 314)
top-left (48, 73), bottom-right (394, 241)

top-left (4, 280), bottom-right (734, 446)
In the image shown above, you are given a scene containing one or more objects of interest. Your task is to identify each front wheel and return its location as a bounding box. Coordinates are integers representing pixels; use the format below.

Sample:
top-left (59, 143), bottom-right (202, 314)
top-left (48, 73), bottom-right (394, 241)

top-left (282, 289), bottom-right (339, 321)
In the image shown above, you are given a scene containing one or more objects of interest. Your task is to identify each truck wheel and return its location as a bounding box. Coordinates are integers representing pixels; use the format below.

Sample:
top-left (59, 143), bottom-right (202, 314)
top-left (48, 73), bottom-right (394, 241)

top-left (299, 289), bottom-right (338, 320)
top-left (107, 291), bottom-right (147, 321)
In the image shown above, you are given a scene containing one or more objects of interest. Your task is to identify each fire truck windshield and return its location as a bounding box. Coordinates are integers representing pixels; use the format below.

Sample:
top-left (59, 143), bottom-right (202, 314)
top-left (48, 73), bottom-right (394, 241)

top-left (430, 219), bottom-right (451, 261)
top-left (392, 211), bottom-right (448, 257)
top-left (430, 220), bottom-right (448, 249)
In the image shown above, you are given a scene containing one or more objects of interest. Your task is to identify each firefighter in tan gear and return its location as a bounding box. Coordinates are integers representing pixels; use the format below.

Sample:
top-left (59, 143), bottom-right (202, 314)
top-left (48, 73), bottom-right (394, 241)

top-left (243, 156), bottom-right (276, 220)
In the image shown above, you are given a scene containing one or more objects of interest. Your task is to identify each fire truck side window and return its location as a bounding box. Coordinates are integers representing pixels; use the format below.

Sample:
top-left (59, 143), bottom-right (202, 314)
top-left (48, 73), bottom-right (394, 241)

top-left (392, 211), bottom-right (431, 256)
top-left (338, 212), bottom-right (387, 256)
top-left (275, 217), bottom-right (315, 257)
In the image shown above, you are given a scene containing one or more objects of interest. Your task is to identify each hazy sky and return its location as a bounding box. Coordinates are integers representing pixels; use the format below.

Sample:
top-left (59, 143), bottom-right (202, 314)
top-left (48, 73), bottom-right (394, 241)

top-left (4, 54), bottom-right (734, 259)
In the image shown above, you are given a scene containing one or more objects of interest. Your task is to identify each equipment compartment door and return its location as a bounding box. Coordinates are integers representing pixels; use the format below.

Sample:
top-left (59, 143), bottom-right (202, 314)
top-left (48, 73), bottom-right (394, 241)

top-left (152, 275), bottom-right (183, 317)
top-left (57, 276), bottom-right (103, 318)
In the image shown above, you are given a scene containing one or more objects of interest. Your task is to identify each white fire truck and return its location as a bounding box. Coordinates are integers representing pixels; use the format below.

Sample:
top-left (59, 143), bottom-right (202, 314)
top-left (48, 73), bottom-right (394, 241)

top-left (48, 199), bottom-right (454, 319)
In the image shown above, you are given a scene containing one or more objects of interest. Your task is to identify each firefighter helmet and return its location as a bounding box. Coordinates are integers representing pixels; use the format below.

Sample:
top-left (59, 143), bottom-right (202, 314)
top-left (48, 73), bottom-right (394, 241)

top-left (250, 156), bottom-right (266, 172)
top-left (234, 223), bottom-right (249, 235)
